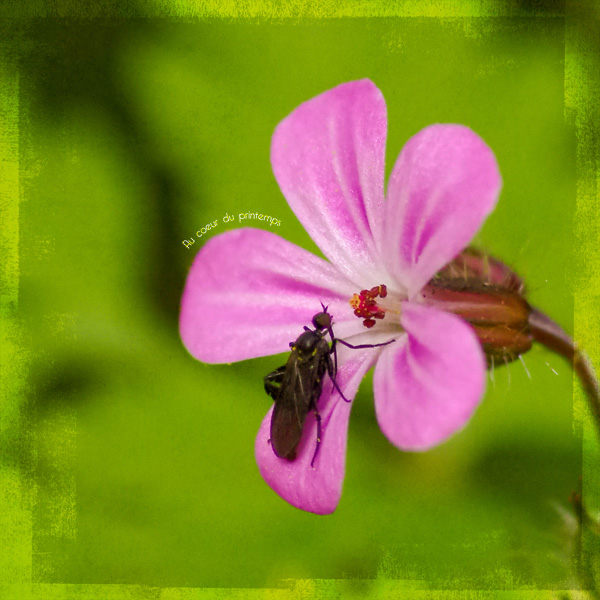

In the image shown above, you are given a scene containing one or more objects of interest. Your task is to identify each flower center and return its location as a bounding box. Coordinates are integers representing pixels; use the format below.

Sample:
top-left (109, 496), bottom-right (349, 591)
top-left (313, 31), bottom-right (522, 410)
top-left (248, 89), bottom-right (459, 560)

top-left (349, 284), bottom-right (389, 328)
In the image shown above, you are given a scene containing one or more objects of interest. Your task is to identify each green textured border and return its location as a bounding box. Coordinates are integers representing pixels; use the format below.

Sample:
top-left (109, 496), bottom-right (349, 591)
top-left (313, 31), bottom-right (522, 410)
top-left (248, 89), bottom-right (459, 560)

top-left (565, 0), bottom-right (600, 591)
top-left (1, 1), bottom-right (598, 598)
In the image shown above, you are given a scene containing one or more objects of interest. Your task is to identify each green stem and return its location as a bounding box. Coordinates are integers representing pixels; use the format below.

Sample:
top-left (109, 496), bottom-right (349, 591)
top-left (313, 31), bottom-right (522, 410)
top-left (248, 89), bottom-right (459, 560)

top-left (529, 307), bottom-right (600, 440)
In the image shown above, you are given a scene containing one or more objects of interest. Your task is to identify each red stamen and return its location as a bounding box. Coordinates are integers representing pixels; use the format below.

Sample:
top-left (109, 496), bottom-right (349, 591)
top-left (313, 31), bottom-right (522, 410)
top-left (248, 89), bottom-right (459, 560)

top-left (349, 284), bottom-right (389, 328)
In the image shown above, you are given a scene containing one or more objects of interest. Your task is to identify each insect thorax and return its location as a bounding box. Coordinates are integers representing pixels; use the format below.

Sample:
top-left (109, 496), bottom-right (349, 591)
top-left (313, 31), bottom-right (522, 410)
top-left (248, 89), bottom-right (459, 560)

top-left (294, 330), bottom-right (326, 355)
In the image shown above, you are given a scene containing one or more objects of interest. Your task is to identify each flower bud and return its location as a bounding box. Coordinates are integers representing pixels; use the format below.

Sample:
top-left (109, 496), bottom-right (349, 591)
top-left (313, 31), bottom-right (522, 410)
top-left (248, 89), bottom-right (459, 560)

top-left (419, 249), bottom-right (532, 367)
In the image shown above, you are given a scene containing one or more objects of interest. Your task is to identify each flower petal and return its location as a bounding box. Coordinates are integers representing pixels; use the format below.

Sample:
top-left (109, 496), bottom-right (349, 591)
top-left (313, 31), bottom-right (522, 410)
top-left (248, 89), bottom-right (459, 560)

top-left (179, 228), bottom-right (363, 363)
top-left (382, 125), bottom-right (502, 298)
top-left (255, 347), bottom-right (378, 515)
top-left (271, 79), bottom-right (389, 286)
top-left (373, 302), bottom-right (486, 450)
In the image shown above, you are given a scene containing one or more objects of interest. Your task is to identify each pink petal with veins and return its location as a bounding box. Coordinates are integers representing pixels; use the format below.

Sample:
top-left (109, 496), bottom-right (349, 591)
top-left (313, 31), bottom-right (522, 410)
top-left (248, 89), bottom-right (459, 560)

top-left (180, 228), bottom-right (363, 363)
top-left (383, 124), bottom-right (501, 298)
top-left (256, 347), bottom-right (378, 514)
top-left (374, 302), bottom-right (486, 450)
top-left (271, 79), bottom-right (390, 288)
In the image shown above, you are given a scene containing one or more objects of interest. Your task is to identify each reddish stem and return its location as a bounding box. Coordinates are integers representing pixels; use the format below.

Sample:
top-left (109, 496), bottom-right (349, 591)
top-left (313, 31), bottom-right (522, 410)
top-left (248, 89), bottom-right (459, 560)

top-left (529, 307), bottom-right (600, 438)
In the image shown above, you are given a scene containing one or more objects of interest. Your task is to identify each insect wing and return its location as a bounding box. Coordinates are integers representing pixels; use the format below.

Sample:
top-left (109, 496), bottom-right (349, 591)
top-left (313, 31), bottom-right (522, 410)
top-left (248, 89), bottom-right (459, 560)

top-left (270, 340), bottom-right (329, 460)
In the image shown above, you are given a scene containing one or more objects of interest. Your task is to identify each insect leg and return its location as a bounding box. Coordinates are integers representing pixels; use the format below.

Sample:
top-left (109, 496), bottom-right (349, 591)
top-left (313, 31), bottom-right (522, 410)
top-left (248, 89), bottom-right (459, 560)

top-left (327, 335), bottom-right (394, 395)
top-left (310, 407), bottom-right (322, 468)
top-left (325, 353), bottom-right (352, 403)
top-left (324, 324), bottom-right (340, 379)
top-left (335, 338), bottom-right (395, 350)
top-left (263, 366), bottom-right (286, 398)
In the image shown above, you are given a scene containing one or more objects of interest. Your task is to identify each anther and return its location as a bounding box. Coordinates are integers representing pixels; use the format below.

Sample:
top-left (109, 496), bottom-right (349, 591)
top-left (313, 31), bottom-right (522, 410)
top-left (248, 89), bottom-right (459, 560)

top-left (349, 284), bottom-right (388, 329)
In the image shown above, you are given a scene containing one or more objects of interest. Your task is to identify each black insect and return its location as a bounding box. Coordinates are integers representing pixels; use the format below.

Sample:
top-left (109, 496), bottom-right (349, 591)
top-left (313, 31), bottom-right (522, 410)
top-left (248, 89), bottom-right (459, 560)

top-left (263, 306), bottom-right (394, 466)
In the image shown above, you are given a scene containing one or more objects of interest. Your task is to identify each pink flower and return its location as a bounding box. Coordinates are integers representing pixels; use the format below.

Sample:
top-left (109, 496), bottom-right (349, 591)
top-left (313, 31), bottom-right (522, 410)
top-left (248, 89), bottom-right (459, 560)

top-left (180, 79), bottom-right (502, 515)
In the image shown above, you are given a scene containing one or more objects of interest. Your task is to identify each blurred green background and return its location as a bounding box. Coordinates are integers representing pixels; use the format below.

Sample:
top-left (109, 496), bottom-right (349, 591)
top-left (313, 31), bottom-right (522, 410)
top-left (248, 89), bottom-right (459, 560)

top-left (2, 5), bottom-right (597, 594)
